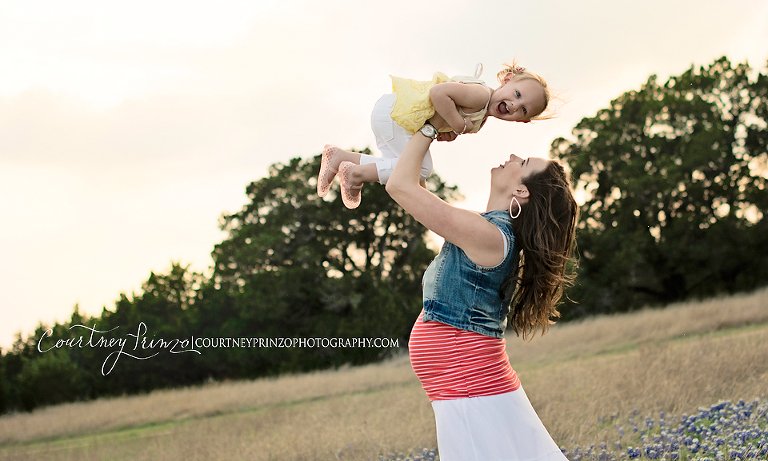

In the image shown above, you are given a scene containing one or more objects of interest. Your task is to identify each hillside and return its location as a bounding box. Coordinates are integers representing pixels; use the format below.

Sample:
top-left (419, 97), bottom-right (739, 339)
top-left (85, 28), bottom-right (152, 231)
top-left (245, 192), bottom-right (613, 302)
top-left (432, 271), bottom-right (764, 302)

top-left (1, 288), bottom-right (767, 460)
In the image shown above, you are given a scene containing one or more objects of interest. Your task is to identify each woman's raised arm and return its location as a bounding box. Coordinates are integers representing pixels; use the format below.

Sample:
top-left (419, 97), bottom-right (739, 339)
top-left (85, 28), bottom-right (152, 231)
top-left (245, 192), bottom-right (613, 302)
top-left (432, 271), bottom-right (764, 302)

top-left (385, 132), bottom-right (506, 267)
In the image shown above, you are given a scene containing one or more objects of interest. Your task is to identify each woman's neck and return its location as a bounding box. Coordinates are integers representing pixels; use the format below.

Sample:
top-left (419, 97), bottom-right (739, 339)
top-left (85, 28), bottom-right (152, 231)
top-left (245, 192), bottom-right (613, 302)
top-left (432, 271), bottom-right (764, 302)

top-left (485, 195), bottom-right (509, 213)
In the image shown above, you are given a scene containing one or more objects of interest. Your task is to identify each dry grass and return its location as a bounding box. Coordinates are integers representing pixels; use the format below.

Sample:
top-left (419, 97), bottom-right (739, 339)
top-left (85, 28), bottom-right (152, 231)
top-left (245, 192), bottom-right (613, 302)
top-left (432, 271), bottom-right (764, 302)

top-left (505, 286), bottom-right (768, 365)
top-left (1, 287), bottom-right (767, 460)
top-left (0, 354), bottom-right (420, 444)
top-left (0, 383), bottom-right (436, 461)
top-left (508, 287), bottom-right (768, 445)
top-left (522, 323), bottom-right (768, 446)
top-left (0, 356), bottom-right (434, 461)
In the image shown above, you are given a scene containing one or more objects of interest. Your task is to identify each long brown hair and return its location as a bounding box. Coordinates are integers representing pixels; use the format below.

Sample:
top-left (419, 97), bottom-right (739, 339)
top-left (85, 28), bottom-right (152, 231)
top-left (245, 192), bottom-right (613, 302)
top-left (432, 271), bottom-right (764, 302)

top-left (502, 160), bottom-right (578, 340)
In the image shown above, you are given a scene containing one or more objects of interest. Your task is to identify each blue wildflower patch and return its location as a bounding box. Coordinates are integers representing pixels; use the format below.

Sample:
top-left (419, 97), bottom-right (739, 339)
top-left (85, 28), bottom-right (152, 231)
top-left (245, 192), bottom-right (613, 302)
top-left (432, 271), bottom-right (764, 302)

top-left (376, 398), bottom-right (768, 461)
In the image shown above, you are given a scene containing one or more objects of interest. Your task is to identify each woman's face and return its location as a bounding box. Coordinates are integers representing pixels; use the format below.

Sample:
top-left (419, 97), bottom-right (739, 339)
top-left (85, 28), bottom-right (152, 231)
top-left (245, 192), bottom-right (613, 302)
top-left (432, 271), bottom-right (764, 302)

top-left (492, 154), bottom-right (549, 186)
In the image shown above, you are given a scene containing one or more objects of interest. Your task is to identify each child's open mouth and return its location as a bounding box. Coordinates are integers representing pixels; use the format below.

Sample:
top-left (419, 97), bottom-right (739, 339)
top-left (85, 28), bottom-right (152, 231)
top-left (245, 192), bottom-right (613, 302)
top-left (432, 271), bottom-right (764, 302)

top-left (497, 102), bottom-right (509, 115)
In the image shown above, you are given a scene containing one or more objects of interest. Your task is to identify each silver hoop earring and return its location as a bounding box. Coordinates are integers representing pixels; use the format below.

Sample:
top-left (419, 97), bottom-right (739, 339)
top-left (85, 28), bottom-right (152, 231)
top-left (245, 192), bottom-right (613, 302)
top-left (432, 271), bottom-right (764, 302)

top-left (509, 197), bottom-right (521, 219)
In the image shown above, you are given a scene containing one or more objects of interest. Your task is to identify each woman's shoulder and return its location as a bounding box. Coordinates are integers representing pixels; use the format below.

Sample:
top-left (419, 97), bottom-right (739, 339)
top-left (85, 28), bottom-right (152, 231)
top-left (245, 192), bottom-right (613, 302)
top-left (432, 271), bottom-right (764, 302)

top-left (481, 210), bottom-right (513, 229)
top-left (446, 210), bottom-right (512, 268)
top-left (482, 210), bottom-right (515, 246)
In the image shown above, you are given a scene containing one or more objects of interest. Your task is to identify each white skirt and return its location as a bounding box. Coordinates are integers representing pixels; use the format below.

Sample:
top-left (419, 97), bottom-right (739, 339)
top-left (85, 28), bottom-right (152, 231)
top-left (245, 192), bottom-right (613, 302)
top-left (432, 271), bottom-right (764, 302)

top-left (431, 387), bottom-right (567, 461)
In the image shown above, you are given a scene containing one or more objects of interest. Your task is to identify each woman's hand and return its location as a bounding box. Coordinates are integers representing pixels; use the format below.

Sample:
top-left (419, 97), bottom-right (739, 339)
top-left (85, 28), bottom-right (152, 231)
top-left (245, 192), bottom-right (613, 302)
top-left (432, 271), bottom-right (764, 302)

top-left (437, 131), bottom-right (458, 142)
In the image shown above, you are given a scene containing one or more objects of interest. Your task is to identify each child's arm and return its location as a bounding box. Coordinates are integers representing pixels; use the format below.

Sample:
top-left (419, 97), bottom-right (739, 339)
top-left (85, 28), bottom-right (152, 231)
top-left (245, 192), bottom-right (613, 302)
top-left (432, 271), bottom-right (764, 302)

top-left (429, 82), bottom-right (491, 134)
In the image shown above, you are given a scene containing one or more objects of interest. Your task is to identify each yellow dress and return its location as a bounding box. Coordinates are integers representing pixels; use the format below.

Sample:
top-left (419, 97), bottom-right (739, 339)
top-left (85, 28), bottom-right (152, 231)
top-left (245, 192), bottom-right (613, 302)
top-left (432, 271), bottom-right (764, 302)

top-left (389, 71), bottom-right (491, 134)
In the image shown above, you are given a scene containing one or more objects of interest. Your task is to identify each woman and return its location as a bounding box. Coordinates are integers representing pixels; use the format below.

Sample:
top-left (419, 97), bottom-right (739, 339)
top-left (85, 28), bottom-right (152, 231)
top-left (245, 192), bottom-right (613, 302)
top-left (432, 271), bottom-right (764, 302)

top-left (386, 123), bottom-right (577, 460)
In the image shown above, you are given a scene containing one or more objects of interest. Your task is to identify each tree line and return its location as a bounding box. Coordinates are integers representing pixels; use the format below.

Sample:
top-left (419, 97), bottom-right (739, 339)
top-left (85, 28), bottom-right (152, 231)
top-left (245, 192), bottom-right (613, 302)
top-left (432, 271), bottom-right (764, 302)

top-left (553, 57), bottom-right (768, 317)
top-left (0, 154), bottom-right (460, 413)
top-left (1, 56), bottom-right (767, 413)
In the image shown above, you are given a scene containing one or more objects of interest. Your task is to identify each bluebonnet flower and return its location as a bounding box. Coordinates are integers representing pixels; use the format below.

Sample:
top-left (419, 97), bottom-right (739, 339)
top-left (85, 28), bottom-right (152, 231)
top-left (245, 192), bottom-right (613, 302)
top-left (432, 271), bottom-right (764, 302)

top-left (558, 398), bottom-right (768, 461)
top-left (381, 398), bottom-right (768, 461)
top-left (375, 448), bottom-right (438, 461)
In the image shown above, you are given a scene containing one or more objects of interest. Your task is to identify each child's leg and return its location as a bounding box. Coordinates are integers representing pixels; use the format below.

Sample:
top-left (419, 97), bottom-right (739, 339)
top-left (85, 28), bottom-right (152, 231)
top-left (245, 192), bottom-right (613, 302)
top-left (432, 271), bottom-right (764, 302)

top-left (322, 148), bottom-right (382, 186)
top-left (343, 162), bottom-right (378, 185)
top-left (370, 93), bottom-right (433, 185)
top-left (358, 154), bottom-right (396, 185)
top-left (336, 161), bottom-right (382, 210)
top-left (326, 147), bottom-right (363, 168)
top-left (373, 135), bottom-right (433, 185)
top-left (318, 145), bottom-right (365, 197)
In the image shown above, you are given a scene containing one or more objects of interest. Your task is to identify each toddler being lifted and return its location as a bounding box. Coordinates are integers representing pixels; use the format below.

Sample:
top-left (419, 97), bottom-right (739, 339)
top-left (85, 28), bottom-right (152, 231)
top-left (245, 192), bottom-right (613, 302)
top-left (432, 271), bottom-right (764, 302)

top-left (318, 61), bottom-right (552, 208)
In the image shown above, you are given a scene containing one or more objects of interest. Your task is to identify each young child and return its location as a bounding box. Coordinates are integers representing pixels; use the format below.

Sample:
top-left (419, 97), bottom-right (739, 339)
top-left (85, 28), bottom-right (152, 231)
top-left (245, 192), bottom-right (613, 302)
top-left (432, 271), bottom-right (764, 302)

top-left (318, 61), bottom-right (552, 209)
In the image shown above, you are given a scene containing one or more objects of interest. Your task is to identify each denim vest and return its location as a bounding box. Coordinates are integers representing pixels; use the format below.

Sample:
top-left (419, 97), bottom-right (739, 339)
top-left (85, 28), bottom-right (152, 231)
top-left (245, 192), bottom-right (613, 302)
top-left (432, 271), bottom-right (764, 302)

top-left (421, 210), bottom-right (516, 338)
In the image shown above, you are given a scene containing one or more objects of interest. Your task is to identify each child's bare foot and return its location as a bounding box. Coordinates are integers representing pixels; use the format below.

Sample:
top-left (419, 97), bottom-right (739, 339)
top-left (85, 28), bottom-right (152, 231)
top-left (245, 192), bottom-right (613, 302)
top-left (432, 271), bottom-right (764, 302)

top-left (338, 161), bottom-right (363, 209)
top-left (317, 145), bottom-right (341, 197)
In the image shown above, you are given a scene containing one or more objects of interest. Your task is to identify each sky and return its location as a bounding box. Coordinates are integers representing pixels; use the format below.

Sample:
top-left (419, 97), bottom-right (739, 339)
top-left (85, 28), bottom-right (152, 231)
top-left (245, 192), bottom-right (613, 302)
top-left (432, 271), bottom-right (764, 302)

top-left (1, 0), bottom-right (767, 350)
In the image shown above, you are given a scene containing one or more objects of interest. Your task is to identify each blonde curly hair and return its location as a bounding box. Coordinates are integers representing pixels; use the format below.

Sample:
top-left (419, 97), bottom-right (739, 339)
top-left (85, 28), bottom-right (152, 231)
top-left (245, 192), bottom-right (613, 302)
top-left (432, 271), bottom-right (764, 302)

top-left (496, 60), bottom-right (554, 120)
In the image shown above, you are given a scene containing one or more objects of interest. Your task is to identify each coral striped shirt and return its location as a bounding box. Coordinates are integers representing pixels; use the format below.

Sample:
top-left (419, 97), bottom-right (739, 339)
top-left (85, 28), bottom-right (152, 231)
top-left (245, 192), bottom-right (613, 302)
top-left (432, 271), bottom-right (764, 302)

top-left (409, 311), bottom-right (520, 401)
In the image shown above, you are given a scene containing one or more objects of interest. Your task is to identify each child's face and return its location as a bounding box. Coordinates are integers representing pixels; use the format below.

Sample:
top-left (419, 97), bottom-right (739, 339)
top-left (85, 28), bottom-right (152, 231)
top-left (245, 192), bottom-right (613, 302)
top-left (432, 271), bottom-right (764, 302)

top-left (488, 77), bottom-right (546, 122)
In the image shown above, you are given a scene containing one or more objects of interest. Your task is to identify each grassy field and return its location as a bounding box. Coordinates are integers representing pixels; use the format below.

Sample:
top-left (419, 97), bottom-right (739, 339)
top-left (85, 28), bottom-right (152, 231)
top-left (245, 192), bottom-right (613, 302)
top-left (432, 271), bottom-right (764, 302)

top-left (1, 287), bottom-right (767, 460)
